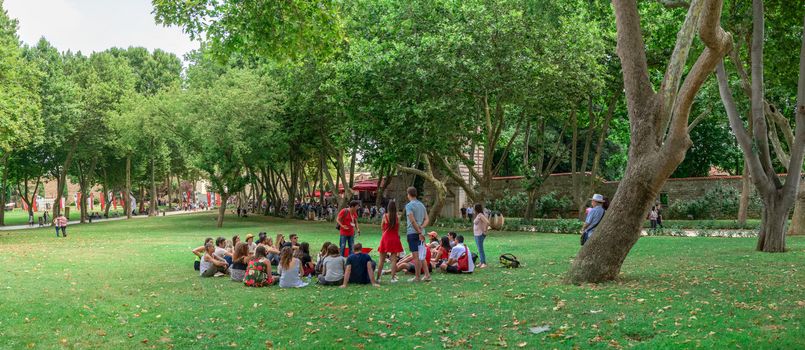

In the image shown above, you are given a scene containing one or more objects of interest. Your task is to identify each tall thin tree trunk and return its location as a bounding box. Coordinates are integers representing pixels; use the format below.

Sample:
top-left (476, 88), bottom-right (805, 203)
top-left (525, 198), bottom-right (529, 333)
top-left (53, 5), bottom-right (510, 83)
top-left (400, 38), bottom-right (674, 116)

top-left (0, 158), bottom-right (7, 225)
top-left (166, 172), bottom-right (172, 210)
top-left (53, 141), bottom-right (78, 218)
top-left (738, 163), bottom-right (751, 225)
top-left (150, 154), bottom-right (157, 216)
top-left (217, 193), bottom-right (229, 228)
top-left (125, 155), bottom-right (132, 219)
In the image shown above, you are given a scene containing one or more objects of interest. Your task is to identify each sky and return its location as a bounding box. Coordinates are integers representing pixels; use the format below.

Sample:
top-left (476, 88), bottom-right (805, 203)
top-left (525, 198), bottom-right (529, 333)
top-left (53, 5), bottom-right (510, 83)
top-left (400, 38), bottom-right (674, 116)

top-left (4, 0), bottom-right (199, 61)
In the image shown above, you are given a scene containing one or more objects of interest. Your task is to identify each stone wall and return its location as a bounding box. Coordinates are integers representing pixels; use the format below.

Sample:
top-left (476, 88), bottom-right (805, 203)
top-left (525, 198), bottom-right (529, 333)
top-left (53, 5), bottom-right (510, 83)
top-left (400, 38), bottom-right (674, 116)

top-left (380, 172), bottom-right (774, 219)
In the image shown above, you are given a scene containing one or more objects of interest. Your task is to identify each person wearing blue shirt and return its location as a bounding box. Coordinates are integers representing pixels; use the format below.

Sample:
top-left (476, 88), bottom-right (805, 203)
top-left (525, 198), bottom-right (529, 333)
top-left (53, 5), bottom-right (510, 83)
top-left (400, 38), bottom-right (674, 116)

top-left (404, 187), bottom-right (431, 282)
top-left (581, 194), bottom-right (606, 245)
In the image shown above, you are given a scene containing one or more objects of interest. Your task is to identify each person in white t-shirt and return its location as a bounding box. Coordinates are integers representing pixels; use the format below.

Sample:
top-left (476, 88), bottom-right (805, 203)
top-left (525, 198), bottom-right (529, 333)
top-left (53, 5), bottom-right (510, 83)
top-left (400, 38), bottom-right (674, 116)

top-left (439, 235), bottom-right (474, 274)
top-left (213, 237), bottom-right (233, 266)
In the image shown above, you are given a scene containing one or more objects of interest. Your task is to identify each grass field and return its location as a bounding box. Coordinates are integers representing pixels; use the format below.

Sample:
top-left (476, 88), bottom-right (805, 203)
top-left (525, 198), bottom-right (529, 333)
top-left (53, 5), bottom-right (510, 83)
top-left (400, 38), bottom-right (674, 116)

top-left (1, 208), bottom-right (128, 227)
top-left (0, 213), bottom-right (803, 349)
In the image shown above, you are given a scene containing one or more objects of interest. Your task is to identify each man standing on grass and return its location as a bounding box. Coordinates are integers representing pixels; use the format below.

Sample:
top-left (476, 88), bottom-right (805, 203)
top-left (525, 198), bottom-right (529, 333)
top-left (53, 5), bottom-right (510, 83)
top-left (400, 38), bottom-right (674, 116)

top-left (405, 187), bottom-right (431, 282)
top-left (581, 194), bottom-right (605, 245)
top-left (336, 200), bottom-right (361, 256)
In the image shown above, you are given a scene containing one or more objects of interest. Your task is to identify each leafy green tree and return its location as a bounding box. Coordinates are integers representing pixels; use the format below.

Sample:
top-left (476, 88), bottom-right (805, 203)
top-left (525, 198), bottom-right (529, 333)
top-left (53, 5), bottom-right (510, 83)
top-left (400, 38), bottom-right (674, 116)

top-left (152, 0), bottom-right (344, 59)
top-left (0, 1), bottom-right (41, 225)
top-left (183, 65), bottom-right (284, 227)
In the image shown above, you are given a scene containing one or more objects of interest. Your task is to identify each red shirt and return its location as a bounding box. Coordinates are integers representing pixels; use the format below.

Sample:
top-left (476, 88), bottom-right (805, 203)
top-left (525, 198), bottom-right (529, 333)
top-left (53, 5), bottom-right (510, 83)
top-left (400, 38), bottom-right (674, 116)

top-left (338, 209), bottom-right (357, 236)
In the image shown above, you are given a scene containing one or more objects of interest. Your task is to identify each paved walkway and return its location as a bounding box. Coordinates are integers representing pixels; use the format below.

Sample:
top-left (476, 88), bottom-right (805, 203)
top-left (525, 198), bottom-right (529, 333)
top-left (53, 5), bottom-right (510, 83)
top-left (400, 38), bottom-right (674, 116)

top-left (0, 209), bottom-right (211, 231)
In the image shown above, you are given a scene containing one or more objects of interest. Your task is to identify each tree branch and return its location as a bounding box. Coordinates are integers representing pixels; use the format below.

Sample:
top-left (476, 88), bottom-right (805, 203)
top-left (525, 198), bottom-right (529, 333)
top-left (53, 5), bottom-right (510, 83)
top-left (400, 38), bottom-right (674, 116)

top-left (613, 0), bottom-right (655, 110)
top-left (658, 0), bottom-right (705, 137)
top-left (687, 104), bottom-right (712, 132)
top-left (663, 0), bottom-right (731, 161)
top-left (781, 16), bottom-right (805, 202)
top-left (716, 62), bottom-right (772, 193)
top-left (658, 0), bottom-right (690, 8)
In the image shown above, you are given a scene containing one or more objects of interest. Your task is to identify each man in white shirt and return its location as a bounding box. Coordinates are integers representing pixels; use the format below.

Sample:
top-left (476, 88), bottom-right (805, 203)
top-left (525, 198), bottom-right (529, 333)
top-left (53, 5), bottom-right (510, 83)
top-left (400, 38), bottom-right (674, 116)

top-left (439, 235), bottom-right (474, 274)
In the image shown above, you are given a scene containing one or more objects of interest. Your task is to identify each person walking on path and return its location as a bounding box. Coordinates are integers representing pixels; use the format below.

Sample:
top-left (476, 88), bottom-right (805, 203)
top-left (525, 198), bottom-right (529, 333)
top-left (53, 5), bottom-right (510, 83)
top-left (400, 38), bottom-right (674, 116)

top-left (54, 215), bottom-right (68, 237)
top-left (376, 200), bottom-right (403, 283)
top-left (648, 206), bottom-right (658, 231)
top-left (405, 187), bottom-right (430, 282)
top-left (336, 200), bottom-right (361, 256)
top-left (581, 194), bottom-right (606, 245)
top-left (472, 203), bottom-right (490, 268)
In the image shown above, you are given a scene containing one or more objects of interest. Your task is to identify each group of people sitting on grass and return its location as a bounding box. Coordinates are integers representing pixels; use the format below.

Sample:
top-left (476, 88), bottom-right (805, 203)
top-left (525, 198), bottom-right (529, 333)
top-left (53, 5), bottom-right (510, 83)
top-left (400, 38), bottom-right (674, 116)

top-left (191, 230), bottom-right (476, 288)
top-left (192, 187), bottom-right (481, 288)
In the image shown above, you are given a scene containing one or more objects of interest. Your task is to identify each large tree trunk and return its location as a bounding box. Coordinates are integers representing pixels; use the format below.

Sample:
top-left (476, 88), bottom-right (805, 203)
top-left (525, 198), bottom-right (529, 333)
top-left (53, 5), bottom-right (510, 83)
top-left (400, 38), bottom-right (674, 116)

top-left (217, 193), bottom-right (229, 228)
top-left (788, 185), bottom-right (805, 236)
top-left (715, 1), bottom-right (805, 249)
top-left (568, 0), bottom-right (729, 284)
top-left (524, 189), bottom-right (539, 220)
top-left (569, 159), bottom-right (665, 283)
top-left (428, 179), bottom-right (447, 221)
top-left (125, 155), bottom-right (132, 219)
top-left (398, 154), bottom-right (447, 223)
top-left (757, 196), bottom-right (790, 252)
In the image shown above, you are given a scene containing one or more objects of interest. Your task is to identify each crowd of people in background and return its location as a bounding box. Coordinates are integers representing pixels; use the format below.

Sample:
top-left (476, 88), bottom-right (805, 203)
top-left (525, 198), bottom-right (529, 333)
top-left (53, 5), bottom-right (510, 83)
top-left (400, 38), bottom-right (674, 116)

top-left (192, 187), bottom-right (484, 288)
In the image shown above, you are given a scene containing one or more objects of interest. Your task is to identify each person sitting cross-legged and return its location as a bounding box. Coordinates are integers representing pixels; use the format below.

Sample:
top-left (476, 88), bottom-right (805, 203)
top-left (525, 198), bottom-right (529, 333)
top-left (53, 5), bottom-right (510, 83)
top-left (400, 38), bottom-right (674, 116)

top-left (278, 247), bottom-right (308, 288)
top-left (318, 244), bottom-right (346, 286)
top-left (200, 242), bottom-right (229, 277)
top-left (230, 242), bottom-right (250, 282)
top-left (244, 245), bottom-right (276, 287)
top-left (341, 243), bottom-right (380, 288)
top-left (440, 235), bottom-right (474, 274)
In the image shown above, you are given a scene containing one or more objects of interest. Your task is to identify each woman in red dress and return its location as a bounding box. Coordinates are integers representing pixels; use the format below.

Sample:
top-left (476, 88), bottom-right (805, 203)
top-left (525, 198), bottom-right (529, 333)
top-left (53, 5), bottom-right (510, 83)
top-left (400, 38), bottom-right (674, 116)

top-left (376, 200), bottom-right (404, 283)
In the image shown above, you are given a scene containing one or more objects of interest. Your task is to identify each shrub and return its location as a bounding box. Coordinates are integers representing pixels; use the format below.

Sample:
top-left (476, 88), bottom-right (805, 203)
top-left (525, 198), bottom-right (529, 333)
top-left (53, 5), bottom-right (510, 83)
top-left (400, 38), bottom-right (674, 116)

top-left (666, 182), bottom-right (760, 220)
top-left (487, 189), bottom-right (529, 217)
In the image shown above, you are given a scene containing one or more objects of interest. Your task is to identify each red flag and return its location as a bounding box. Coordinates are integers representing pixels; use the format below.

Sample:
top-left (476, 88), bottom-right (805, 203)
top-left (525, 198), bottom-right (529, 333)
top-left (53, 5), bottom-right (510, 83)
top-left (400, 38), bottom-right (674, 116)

top-left (207, 192), bottom-right (211, 206)
top-left (187, 191), bottom-right (191, 202)
top-left (22, 201), bottom-right (28, 211)
top-left (77, 193), bottom-right (81, 211)
top-left (113, 196), bottom-right (117, 210)
top-left (216, 193), bottom-right (221, 206)
top-left (32, 199), bottom-right (37, 212)
top-left (100, 193), bottom-right (105, 210)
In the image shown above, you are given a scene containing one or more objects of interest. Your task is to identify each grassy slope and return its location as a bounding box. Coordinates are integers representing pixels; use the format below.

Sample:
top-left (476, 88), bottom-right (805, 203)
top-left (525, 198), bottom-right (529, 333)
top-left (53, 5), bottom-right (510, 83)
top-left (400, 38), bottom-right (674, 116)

top-left (0, 213), bottom-right (803, 349)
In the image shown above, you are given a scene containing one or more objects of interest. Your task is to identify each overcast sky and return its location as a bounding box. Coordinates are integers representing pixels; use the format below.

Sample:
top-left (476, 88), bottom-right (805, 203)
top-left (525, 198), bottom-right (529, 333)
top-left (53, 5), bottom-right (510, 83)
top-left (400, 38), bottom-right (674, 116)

top-left (4, 0), bottom-right (199, 61)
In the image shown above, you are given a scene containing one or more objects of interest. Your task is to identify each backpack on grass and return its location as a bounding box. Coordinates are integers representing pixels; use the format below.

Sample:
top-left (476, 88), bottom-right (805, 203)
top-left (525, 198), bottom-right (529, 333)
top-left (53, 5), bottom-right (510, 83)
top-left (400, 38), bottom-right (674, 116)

top-left (499, 253), bottom-right (521, 268)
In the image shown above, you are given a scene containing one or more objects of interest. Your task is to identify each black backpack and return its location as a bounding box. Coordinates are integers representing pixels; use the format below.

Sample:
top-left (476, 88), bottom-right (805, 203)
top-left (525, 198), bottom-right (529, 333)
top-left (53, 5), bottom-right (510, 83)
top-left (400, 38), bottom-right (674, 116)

top-left (499, 253), bottom-right (521, 268)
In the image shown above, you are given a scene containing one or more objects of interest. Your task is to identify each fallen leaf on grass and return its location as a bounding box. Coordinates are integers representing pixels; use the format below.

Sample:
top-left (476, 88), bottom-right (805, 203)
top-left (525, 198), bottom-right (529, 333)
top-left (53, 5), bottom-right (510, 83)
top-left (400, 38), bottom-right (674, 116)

top-left (517, 342), bottom-right (528, 347)
top-left (496, 336), bottom-right (507, 347)
top-left (553, 300), bottom-right (566, 311)
top-left (529, 326), bottom-right (550, 334)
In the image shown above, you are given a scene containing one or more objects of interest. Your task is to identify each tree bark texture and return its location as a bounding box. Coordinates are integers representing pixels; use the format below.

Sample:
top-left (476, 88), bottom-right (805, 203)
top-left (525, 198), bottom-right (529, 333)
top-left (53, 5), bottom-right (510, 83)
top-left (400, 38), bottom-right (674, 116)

top-left (789, 185), bottom-right (805, 236)
top-left (715, 4), bottom-right (805, 251)
top-left (217, 193), bottom-right (229, 228)
top-left (568, 0), bottom-right (730, 283)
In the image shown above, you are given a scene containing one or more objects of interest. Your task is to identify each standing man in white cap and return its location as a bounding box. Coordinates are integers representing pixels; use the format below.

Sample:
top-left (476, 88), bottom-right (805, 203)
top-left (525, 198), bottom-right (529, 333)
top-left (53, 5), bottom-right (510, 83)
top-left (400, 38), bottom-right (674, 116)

top-left (581, 194), bottom-right (606, 245)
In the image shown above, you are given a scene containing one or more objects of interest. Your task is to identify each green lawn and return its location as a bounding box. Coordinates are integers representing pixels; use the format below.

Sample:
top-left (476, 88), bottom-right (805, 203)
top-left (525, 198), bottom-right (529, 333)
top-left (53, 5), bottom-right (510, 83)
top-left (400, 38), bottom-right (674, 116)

top-left (1, 207), bottom-right (129, 226)
top-left (0, 213), bottom-right (803, 349)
